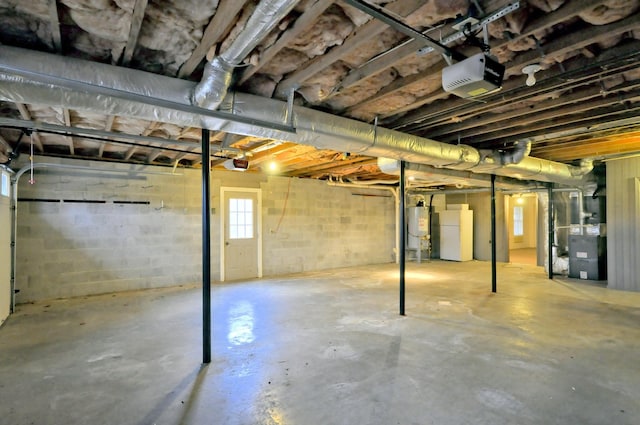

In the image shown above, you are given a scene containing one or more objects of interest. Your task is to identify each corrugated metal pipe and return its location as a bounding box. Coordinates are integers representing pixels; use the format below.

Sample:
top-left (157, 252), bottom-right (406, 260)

top-left (0, 45), bottom-right (593, 186)
top-left (193, 0), bottom-right (299, 110)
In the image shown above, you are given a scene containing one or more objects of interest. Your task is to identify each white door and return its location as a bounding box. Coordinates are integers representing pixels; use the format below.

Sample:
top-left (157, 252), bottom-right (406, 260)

top-left (0, 170), bottom-right (12, 325)
top-left (221, 188), bottom-right (262, 281)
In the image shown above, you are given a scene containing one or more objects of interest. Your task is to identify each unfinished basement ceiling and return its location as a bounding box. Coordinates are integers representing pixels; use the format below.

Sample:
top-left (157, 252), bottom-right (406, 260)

top-left (0, 0), bottom-right (639, 184)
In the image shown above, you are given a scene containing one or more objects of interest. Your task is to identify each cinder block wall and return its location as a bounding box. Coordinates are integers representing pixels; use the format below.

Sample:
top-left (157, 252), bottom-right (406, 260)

top-left (15, 158), bottom-right (202, 301)
top-left (261, 177), bottom-right (395, 274)
top-left (14, 157), bottom-right (395, 302)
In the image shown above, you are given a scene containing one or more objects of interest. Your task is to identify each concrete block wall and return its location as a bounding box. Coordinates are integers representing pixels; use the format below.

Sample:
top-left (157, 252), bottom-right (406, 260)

top-left (15, 157), bottom-right (202, 301)
top-left (14, 157), bottom-right (395, 302)
top-left (261, 177), bottom-right (395, 275)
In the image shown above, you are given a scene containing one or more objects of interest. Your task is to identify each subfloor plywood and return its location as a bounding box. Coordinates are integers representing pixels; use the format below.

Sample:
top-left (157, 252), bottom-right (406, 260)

top-left (1, 261), bottom-right (639, 425)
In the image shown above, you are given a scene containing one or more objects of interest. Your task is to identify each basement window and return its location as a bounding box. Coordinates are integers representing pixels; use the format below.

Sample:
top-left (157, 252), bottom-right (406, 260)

top-left (229, 198), bottom-right (253, 239)
top-left (514, 206), bottom-right (524, 238)
top-left (1, 172), bottom-right (8, 197)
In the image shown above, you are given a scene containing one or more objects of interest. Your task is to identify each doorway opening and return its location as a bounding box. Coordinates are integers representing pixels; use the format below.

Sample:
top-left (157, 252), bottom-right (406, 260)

top-left (508, 193), bottom-right (538, 266)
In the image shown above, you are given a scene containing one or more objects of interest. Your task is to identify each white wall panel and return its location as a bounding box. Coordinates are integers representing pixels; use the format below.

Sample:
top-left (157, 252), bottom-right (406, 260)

top-left (0, 169), bottom-right (11, 325)
top-left (606, 158), bottom-right (640, 291)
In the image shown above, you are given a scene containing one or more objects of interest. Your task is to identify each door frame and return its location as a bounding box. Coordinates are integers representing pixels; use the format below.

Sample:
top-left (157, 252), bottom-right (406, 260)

top-left (219, 187), bottom-right (263, 282)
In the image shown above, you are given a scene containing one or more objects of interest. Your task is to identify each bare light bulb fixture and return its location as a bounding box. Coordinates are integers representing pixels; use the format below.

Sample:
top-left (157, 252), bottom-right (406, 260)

top-left (522, 64), bottom-right (542, 86)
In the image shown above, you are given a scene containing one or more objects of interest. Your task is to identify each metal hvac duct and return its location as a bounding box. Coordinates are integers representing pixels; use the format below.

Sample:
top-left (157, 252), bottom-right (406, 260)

top-left (479, 141), bottom-right (531, 166)
top-left (378, 160), bottom-right (543, 191)
top-left (0, 45), bottom-right (592, 185)
top-left (193, 0), bottom-right (299, 110)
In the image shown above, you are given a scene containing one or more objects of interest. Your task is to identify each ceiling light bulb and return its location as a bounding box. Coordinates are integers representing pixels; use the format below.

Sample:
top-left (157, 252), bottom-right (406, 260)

top-left (525, 74), bottom-right (536, 87)
top-left (522, 64), bottom-right (542, 87)
top-left (269, 161), bottom-right (277, 171)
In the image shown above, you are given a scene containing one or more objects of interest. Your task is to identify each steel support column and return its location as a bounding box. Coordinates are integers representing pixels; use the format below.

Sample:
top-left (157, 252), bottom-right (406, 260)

top-left (548, 183), bottom-right (554, 280)
top-left (491, 174), bottom-right (497, 293)
top-left (399, 160), bottom-right (406, 315)
top-left (202, 128), bottom-right (212, 364)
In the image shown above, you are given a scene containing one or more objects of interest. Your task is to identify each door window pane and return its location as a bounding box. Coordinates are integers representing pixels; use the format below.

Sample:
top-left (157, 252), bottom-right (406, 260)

top-left (229, 198), bottom-right (253, 239)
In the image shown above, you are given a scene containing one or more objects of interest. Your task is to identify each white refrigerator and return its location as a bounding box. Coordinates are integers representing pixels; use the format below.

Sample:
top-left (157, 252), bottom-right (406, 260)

top-left (439, 209), bottom-right (473, 261)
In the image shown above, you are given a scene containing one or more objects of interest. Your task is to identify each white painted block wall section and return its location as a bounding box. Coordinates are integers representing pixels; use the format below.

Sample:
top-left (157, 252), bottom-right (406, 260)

top-left (13, 157), bottom-right (396, 302)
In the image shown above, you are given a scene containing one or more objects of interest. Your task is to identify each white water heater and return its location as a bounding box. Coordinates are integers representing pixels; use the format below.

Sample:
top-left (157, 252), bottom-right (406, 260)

top-left (407, 206), bottom-right (430, 250)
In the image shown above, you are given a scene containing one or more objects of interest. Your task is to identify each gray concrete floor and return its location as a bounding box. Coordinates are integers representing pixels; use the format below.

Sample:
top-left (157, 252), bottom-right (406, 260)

top-left (509, 248), bottom-right (537, 266)
top-left (1, 260), bottom-right (639, 425)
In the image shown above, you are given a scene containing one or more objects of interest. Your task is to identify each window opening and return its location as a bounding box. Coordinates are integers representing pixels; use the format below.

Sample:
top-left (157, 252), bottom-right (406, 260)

top-left (514, 205), bottom-right (524, 238)
top-left (1, 172), bottom-right (8, 197)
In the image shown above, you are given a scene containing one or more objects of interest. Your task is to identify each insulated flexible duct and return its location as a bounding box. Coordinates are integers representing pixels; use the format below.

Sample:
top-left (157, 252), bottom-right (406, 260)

top-left (0, 45), bottom-right (592, 185)
top-left (193, 0), bottom-right (299, 109)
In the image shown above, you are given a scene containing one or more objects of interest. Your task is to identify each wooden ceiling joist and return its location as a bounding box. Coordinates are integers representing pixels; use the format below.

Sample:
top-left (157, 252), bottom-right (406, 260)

top-left (288, 155), bottom-right (374, 177)
top-left (173, 148), bottom-right (199, 163)
top-left (269, 145), bottom-right (319, 162)
top-left (48, 0), bottom-right (62, 53)
top-left (383, 11), bottom-right (640, 124)
top-left (99, 115), bottom-right (116, 157)
top-left (305, 159), bottom-right (380, 179)
top-left (238, 0), bottom-right (334, 85)
top-left (2, 0), bottom-right (639, 182)
top-left (533, 127), bottom-right (640, 148)
top-left (342, 0), bottom-right (604, 111)
top-left (121, 0), bottom-right (149, 67)
top-left (0, 134), bottom-right (11, 159)
top-left (244, 142), bottom-right (299, 167)
top-left (124, 146), bottom-right (137, 161)
top-left (414, 57), bottom-right (640, 135)
top-left (275, 0), bottom-right (425, 98)
top-left (178, 0), bottom-right (250, 79)
top-left (475, 107), bottom-right (640, 150)
top-left (147, 148), bottom-right (163, 163)
top-left (533, 138), bottom-right (640, 162)
top-left (15, 103), bottom-right (44, 152)
top-left (462, 88), bottom-right (640, 144)
top-left (430, 81), bottom-right (640, 141)
top-left (62, 109), bottom-right (75, 155)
